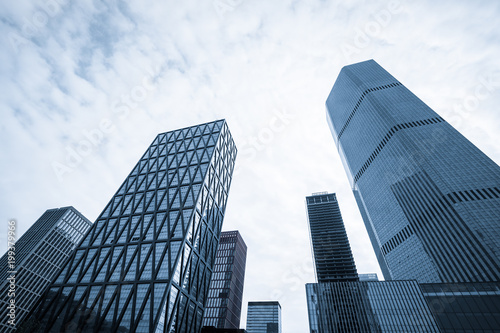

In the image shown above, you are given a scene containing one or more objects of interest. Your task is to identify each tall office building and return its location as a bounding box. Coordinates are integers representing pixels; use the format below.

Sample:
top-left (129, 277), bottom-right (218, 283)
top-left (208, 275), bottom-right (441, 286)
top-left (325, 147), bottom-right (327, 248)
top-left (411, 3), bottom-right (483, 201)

top-left (0, 207), bottom-right (91, 333)
top-left (420, 282), bottom-right (500, 333)
top-left (358, 273), bottom-right (378, 282)
top-left (24, 120), bottom-right (237, 332)
top-left (306, 280), bottom-right (441, 333)
top-left (306, 192), bottom-right (358, 283)
top-left (246, 302), bottom-right (281, 333)
top-left (304, 192), bottom-right (441, 332)
top-left (326, 59), bottom-right (500, 283)
top-left (203, 231), bottom-right (247, 329)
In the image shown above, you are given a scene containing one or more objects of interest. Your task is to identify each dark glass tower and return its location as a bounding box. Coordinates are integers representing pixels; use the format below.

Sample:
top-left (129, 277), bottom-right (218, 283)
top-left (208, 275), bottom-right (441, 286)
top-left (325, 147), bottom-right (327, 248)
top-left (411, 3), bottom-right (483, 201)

top-left (306, 192), bottom-right (358, 282)
top-left (202, 231), bottom-right (247, 329)
top-left (24, 120), bottom-right (237, 332)
top-left (306, 280), bottom-right (441, 333)
top-left (0, 207), bottom-right (91, 333)
top-left (420, 282), bottom-right (500, 332)
top-left (246, 302), bottom-right (281, 333)
top-left (304, 193), bottom-right (440, 332)
top-left (326, 59), bottom-right (500, 283)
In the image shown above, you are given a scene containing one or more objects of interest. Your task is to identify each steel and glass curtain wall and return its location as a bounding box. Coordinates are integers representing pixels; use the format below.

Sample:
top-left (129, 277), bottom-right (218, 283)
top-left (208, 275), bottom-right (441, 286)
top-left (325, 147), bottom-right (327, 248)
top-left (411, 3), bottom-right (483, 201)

top-left (24, 120), bottom-right (237, 332)
top-left (326, 59), bottom-right (500, 283)
top-left (0, 207), bottom-right (91, 333)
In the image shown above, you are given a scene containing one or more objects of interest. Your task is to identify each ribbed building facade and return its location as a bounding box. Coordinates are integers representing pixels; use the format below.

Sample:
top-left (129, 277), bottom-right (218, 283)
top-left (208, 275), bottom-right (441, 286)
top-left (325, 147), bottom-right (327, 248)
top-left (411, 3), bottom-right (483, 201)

top-left (0, 207), bottom-right (91, 333)
top-left (326, 59), bottom-right (500, 283)
top-left (23, 120), bottom-right (237, 332)
top-left (203, 230), bottom-right (247, 329)
top-left (306, 192), bottom-right (358, 283)
top-left (246, 302), bottom-right (281, 333)
top-left (304, 191), bottom-right (440, 332)
top-left (421, 282), bottom-right (500, 333)
top-left (358, 273), bottom-right (378, 282)
top-left (306, 281), bottom-right (441, 333)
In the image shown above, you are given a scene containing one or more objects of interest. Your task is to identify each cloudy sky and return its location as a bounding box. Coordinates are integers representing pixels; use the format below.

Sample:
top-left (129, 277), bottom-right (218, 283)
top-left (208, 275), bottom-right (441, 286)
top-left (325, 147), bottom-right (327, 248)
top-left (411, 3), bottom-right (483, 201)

top-left (1, 0), bottom-right (500, 331)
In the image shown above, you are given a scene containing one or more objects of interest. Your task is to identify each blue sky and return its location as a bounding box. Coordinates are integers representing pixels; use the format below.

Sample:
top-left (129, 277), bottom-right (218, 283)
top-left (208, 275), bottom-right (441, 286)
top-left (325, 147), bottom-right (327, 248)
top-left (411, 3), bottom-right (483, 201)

top-left (1, 0), bottom-right (500, 331)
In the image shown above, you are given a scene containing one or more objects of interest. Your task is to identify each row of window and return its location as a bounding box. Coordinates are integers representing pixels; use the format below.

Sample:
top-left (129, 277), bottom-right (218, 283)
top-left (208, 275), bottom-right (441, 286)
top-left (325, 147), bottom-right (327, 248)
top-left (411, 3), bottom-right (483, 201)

top-left (392, 171), bottom-right (500, 282)
top-left (118, 163), bottom-right (208, 196)
top-left (446, 187), bottom-right (500, 203)
top-left (137, 146), bottom-right (215, 175)
top-left (147, 134), bottom-right (219, 158)
top-left (0, 210), bottom-right (90, 326)
top-left (153, 121), bottom-right (223, 145)
top-left (307, 193), bottom-right (337, 205)
top-left (58, 210), bottom-right (91, 236)
top-left (307, 281), bottom-right (440, 332)
top-left (337, 82), bottom-right (402, 140)
top-left (0, 208), bottom-right (68, 282)
top-left (381, 224), bottom-right (414, 256)
top-left (354, 117), bottom-right (444, 183)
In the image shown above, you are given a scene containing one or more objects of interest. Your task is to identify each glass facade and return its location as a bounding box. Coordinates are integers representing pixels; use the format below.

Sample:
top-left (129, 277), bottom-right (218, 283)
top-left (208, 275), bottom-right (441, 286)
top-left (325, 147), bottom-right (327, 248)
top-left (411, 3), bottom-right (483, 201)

top-left (0, 207), bottom-right (91, 333)
top-left (23, 120), bottom-right (237, 332)
top-left (306, 192), bottom-right (358, 283)
top-left (306, 280), bottom-right (441, 333)
top-left (326, 59), bottom-right (500, 283)
top-left (358, 273), bottom-right (379, 282)
top-left (246, 302), bottom-right (281, 333)
top-left (203, 230), bottom-right (247, 329)
top-left (421, 282), bottom-right (500, 332)
top-left (201, 327), bottom-right (247, 333)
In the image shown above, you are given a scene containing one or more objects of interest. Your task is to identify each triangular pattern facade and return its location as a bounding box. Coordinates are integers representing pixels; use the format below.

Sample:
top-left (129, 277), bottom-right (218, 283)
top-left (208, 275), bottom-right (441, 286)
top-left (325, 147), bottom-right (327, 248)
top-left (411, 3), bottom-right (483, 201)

top-left (31, 120), bottom-right (237, 332)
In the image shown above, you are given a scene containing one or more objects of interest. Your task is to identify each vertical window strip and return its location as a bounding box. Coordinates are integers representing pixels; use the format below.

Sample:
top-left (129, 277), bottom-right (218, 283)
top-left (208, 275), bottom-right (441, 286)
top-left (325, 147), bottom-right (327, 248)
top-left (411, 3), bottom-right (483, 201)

top-left (354, 117), bottom-right (444, 183)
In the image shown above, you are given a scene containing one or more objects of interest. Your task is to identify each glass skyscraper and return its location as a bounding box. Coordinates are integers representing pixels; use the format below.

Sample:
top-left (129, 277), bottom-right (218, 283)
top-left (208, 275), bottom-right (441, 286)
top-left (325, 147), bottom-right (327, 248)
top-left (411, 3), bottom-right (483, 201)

top-left (326, 59), bottom-right (500, 283)
top-left (420, 282), bottom-right (500, 332)
top-left (246, 302), bottom-right (281, 333)
top-left (358, 273), bottom-right (378, 282)
top-left (306, 280), bottom-right (441, 333)
top-left (304, 191), bottom-right (440, 332)
top-left (306, 192), bottom-right (358, 283)
top-left (23, 120), bottom-right (237, 332)
top-left (203, 230), bottom-right (247, 329)
top-left (0, 207), bottom-right (91, 333)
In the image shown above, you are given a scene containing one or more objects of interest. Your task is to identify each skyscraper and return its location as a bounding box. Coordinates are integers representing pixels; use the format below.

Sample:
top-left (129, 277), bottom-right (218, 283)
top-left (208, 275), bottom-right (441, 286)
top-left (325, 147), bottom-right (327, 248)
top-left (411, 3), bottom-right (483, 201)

top-left (203, 230), bottom-right (247, 329)
top-left (326, 59), bottom-right (500, 283)
top-left (306, 280), bottom-right (441, 333)
top-left (246, 302), bottom-right (281, 333)
top-left (24, 120), bottom-right (237, 332)
top-left (0, 207), bottom-right (91, 333)
top-left (358, 273), bottom-right (378, 281)
top-left (420, 281), bottom-right (500, 332)
top-left (304, 192), bottom-right (440, 332)
top-left (306, 192), bottom-right (358, 283)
